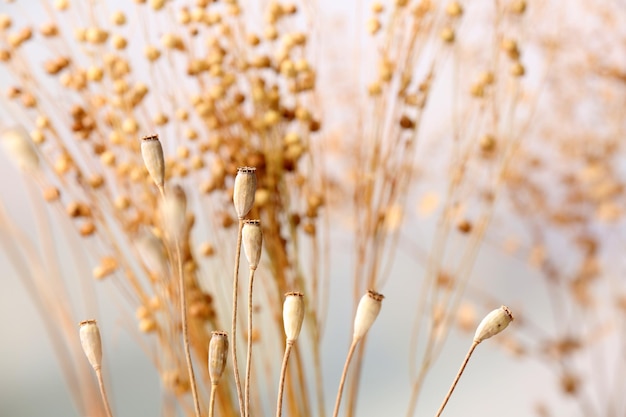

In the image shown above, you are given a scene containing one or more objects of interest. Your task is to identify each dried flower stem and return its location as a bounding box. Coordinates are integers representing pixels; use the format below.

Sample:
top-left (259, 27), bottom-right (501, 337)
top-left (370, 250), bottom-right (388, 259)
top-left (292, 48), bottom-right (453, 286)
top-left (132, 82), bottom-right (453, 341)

top-left (434, 341), bottom-right (478, 417)
top-left (332, 340), bottom-right (358, 417)
top-left (231, 219), bottom-right (245, 416)
top-left (245, 268), bottom-right (256, 417)
top-left (175, 240), bottom-right (202, 417)
top-left (209, 384), bottom-right (218, 417)
top-left (95, 368), bottom-right (114, 417)
top-left (276, 340), bottom-right (295, 417)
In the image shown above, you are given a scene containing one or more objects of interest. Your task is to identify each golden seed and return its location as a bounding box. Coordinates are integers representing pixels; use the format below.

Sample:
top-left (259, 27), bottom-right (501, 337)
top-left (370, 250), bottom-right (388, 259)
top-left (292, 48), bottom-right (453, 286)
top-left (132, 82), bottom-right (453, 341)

top-left (200, 242), bottom-right (215, 256)
top-left (87, 66), bottom-right (104, 82)
top-left (139, 318), bottom-right (157, 333)
top-left (150, 0), bottom-right (165, 11)
top-left (144, 45), bottom-right (161, 62)
top-left (511, 61), bottom-right (525, 77)
top-left (510, 0), bottom-right (526, 14)
top-left (366, 18), bottom-right (381, 35)
top-left (111, 11), bottom-right (126, 25)
top-left (43, 187), bottom-right (60, 202)
top-left (112, 34), bottom-right (127, 49)
top-left (445, 1), bottom-right (463, 17)
top-left (100, 150), bottom-right (116, 166)
top-left (114, 195), bottom-right (130, 210)
top-left (440, 27), bottom-right (455, 42)
top-left (264, 25), bottom-right (278, 41)
top-left (480, 134), bottom-right (496, 153)
top-left (153, 112), bottom-right (169, 126)
top-left (122, 118), bottom-right (139, 134)
top-left (80, 222), bottom-right (96, 237)
top-left (0, 14), bottom-right (11, 30)
top-left (30, 129), bottom-right (45, 144)
top-left (40, 22), bottom-right (59, 37)
top-left (54, 0), bottom-right (69, 11)
top-left (88, 174), bottom-right (104, 189)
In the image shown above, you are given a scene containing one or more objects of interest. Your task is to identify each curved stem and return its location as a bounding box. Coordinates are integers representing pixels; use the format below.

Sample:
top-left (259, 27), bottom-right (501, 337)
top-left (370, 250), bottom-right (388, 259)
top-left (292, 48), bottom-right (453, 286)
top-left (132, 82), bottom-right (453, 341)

top-left (332, 340), bottom-right (358, 417)
top-left (209, 384), bottom-right (218, 417)
top-left (245, 268), bottom-right (256, 417)
top-left (232, 220), bottom-right (245, 416)
top-left (434, 341), bottom-right (479, 417)
top-left (95, 369), bottom-right (114, 417)
top-left (276, 341), bottom-right (294, 417)
top-left (176, 241), bottom-right (202, 417)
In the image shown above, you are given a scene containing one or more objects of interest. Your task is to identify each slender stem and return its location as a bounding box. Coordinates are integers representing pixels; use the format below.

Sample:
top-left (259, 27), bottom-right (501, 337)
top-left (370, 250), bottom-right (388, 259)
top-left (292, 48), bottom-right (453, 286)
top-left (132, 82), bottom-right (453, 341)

top-left (245, 268), bottom-right (256, 417)
top-left (95, 369), bottom-right (114, 417)
top-left (176, 241), bottom-right (202, 417)
top-left (276, 341), bottom-right (294, 417)
top-left (332, 341), bottom-right (358, 417)
top-left (209, 384), bottom-right (218, 417)
top-left (434, 341), bottom-right (479, 417)
top-left (232, 220), bottom-right (245, 416)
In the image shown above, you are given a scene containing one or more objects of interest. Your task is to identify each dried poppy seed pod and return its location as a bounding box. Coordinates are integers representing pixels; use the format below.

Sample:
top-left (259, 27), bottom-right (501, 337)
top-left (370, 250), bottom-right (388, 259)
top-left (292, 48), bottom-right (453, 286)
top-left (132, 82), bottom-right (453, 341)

top-left (160, 185), bottom-right (187, 240)
top-left (233, 167), bottom-right (257, 219)
top-left (473, 305), bottom-right (514, 343)
top-left (141, 134), bottom-right (165, 190)
top-left (209, 331), bottom-right (229, 385)
top-left (1, 125), bottom-right (39, 171)
top-left (353, 290), bottom-right (384, 342)
top-left (242, 220), bottom-right (262, 269)
top-left (283, 292), bottom-right (305, 343)
top-left (79, 319), bottom-right (103, 371)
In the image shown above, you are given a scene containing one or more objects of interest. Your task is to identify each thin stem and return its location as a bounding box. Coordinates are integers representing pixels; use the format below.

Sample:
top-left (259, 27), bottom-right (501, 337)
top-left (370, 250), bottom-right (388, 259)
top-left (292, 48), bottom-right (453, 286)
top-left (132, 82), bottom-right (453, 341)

top-left (434, 341), bottom-right (479, 417)
top-left (332, 340), bottom-right (358, 417)
top-left (95, 369), bottom-right (114, 417)
top-left (276, 341), bottom-right (294, 417)
top-left (176, 241), bottom-right (202, 417)
top-left (232, 219), bottom-right (245, 416)
top-left (209, 384), bottom-right (218, 417)
top-left (245, 268), bottom-right (256, 417)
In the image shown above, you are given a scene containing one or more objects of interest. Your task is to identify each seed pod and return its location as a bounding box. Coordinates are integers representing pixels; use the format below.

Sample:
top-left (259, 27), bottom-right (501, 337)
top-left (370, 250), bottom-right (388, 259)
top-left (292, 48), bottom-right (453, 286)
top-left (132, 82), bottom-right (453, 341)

top-left (233, 167), bottom-right (257, 219)
top-left (242, 220), bottom-right (262, 269)
top-left (473, 305), bottom-right (514, 343)
top-left (141, 134), bottom-right (165, 190)
top-left (79, 319), bottom-right (103, 371)
top-left (208, 331), bottom-right (229, 384)
top-left (1, 125), bottom-right (39, 171)
top-left (283, 292), bottom-right (304, 343)
top-left (160, 185), bottom-right (187, 240)
top-left (353, 290), bottom-right (384, 342)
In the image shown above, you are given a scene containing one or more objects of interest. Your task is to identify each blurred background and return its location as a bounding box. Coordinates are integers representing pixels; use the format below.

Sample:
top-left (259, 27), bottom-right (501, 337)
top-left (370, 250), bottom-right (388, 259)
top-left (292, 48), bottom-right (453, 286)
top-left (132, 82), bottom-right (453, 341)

top-left (1, 0), bottom-right (625, 416)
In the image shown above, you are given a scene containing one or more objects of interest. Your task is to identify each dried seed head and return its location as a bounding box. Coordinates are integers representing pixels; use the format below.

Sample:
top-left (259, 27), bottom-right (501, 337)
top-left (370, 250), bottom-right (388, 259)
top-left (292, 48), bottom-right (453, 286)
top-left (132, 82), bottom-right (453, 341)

top-left (1, 125), bottom-right (39, 171)
top-left (283, 292), bottom-right (305, 343)
top-left (473, 305), bottom-right (514, 343)
top-left (208, 331), bottom-right (229, 384)
top-left (233, 167), bottom-right (257, 219)
top-left (141, 134), bottom-right (165, 190)
top-left (242, 220), bottom-right (262, 269)
top-left (160, 185), bottom-right (187, 240)
top-left (79, 319), bottom-right (102, 371)
top-left (353, 290), bottom-right (384, 342)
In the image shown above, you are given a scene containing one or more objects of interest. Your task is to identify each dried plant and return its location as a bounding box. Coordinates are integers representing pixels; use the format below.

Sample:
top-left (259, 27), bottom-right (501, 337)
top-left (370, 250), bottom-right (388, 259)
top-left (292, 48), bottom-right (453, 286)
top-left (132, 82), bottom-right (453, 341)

top-left (1, 0), bottom-right (625, 417)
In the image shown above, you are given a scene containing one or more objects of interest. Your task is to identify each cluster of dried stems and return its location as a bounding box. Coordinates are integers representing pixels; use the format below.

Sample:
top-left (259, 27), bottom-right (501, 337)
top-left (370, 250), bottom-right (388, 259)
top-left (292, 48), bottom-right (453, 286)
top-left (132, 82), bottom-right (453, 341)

top-left (1, 0), bottom-right (626, 416)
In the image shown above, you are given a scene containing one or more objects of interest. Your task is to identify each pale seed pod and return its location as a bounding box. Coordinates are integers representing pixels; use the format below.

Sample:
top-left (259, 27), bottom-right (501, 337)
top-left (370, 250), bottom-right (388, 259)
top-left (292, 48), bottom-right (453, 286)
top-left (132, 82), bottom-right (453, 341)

top-left (208, 331), bottom-right (229, 384)
top-left (141, 135), bottom-right (165, 190)
top-left (1, 125), bottom-right (39, 171)
top-left (283, 292), bottom-right (304, 343)
top-left (353, 290), bottom-right (384, 342)
top-left (242, 220), bottom-right (262, 269)
top-left (79, 319), bottom-right (103, 371)
top-left (473, 305), bottom-right (514, 343)
top-left (233, 167), bottom-right (257, 219)
top-left (160, 185), bottom-right (187, 240)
